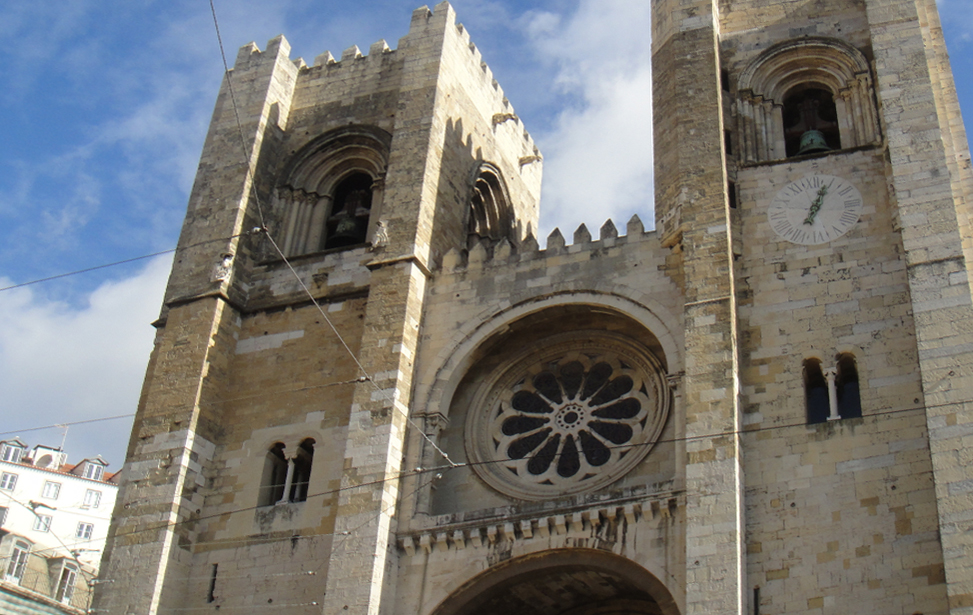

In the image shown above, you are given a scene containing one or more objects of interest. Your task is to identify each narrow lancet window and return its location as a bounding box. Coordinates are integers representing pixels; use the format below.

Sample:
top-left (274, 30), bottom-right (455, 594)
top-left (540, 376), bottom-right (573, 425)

top-left (836, 353), bottom-right (862, 419)
top-left (289, 439), bottom-right (315, 503)
top-left (804, 358), bottom-right (829, 424)
top-left (259, 443), bottom-right (287, 506)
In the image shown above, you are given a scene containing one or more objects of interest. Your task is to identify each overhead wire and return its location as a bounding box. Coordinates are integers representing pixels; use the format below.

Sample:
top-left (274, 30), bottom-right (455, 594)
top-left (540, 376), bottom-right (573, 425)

top-left (6, 399), bottom-right (943, 591)
top-left (2, 494), bottom-right (99, 604)
top-left (19, 402), bottom-right (933, 561)
top-left (130, 453), bottom-right (448, 601)
top-left (81, 400), bottom-right (942, 590)
top-left (0, 414), bottom-right (136, 438)
top-left (0, 230), bottom-right (260, 293)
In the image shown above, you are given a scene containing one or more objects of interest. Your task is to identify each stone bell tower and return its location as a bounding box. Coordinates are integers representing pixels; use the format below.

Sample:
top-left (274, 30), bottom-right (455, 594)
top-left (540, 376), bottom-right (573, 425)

top-left (653, 0), bottom-right (973, 612)
top-left (92, 4), bottom-right (540, 614)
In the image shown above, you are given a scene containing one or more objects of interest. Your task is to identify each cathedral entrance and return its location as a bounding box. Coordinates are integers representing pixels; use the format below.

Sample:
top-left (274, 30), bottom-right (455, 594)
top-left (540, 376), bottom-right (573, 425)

top-left (430, 549), bottom-right (678, 615)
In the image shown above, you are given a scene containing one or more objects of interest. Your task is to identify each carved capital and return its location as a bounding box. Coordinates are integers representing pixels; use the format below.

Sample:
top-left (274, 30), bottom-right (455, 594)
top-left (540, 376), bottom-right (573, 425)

top-left (666, 371), bottom-right (685, 391)
top-left (415, 412), bottom-right (449, 437)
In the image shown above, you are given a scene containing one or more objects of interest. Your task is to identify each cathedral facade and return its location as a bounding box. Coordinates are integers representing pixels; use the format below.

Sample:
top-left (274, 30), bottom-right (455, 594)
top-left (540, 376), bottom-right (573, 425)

top-left (93, 1), bottom-right (973, 614)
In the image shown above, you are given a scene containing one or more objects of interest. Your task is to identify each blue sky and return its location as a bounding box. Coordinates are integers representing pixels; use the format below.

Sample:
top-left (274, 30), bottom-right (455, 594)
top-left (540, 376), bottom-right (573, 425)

top-left (0, 0), bottom-right (970, 467)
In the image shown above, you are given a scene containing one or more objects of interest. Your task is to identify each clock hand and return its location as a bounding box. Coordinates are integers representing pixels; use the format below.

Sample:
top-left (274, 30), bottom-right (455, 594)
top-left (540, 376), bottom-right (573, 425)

top-left (803, 185), bottom-right (829, 225)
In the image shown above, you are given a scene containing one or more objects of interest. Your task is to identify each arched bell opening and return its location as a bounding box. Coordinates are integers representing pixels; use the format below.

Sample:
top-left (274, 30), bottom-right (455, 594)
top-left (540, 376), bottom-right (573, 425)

top-left (326, 173), bottom-right (373, 248)
top-left (736, 37), bottom-right (880, 162)
top-left (467, 164), bottom-right (514, 251)
top-left (273, 126), bottom-right (390, 257)
top-left (430, 549), bottom-right (679, 615)
top-left (782, 86), bottom-right (841, 157)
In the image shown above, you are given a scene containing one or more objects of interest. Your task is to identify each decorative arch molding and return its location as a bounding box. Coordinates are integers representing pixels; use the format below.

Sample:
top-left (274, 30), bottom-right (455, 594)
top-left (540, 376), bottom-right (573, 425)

top-left (409, 292), bottom-right (681, 507)
top-left (274, 126), bottom-right (392, 256)
top-left (417, 291), bottom-right (681, 427)
top-left (467, 162), bottom-right (515, 249)
top-left (428, 548), bottom-right (681, 615)
top-left (736, 37), bottom-right (880, 162)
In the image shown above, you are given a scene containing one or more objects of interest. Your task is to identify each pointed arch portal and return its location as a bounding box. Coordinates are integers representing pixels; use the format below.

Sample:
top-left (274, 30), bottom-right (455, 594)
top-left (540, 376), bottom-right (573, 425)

top-left (430, 549), bottom-right (679, 615)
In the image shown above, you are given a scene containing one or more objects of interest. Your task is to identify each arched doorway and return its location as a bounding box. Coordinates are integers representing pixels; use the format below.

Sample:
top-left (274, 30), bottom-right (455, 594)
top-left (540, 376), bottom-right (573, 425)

top-left (430, 549), bottom-right (679, 615)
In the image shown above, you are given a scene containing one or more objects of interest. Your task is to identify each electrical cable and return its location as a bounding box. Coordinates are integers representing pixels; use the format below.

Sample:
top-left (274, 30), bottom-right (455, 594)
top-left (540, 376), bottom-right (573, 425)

top-left (39, 402), bottom-right (933, 556)
top-left (139, 458), bottom-right (447, 598)
top-left (65, 0), bottom-right (967, 606)
top-left (18, 402), bottom-right (937, 588)
top-left (1, 494), bottom-right (99, 601)
top-left (0, 230), bottom-right (258, 293)
top-left (0, 414), bottom-right (136, 438)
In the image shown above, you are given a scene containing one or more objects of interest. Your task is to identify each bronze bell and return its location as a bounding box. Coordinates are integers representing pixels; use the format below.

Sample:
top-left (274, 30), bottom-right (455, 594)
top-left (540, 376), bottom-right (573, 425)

top-left (327, 214), bottom-right (365, 247)
top-left (797, 129), bottom-right (832, 155)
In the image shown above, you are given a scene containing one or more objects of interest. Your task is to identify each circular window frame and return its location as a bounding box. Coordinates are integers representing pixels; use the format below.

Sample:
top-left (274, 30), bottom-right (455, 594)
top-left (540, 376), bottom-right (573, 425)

top-left (464, 332), bottom-right (671, 501)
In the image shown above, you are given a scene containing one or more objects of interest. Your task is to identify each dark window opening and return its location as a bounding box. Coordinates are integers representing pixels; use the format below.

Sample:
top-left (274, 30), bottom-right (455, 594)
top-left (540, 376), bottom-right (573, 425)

top-left (724, 129), bottom-right (734, 156)
top-left (728, 180), bottom-right (738, 210)
top-left (259, 443), bottom-right (287, 506)
top-left (55, 564), bottom-right (77, 604)
top-left (836, 354), bottom-right (862, 419)
top-left (783, 87), bottom-right (841, 157)
top-left (721, 68), bottom-right (730, 92)
top-left (326, 173), bottom-right (372, 248)
top-left (289, 439), bottom-right (315, 503)
top-left (804, 358), bottom-right (829, 424)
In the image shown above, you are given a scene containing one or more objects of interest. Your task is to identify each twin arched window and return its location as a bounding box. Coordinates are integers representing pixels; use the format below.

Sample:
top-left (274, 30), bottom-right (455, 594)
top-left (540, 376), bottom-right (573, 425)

top-left (804, 354), bottom-right (862, 423)
top-left (259, 439), bottom-right (315, 506)
top-left (736, 38), bottom-right (880, 162)
top-left (275, 127), bottom-right (391, 257)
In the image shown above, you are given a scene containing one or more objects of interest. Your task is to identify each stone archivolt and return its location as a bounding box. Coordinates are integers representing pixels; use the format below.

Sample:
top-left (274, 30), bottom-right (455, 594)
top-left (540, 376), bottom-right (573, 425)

top-left (736, 37), bottom-right (881, 162)
top-left (274, 126), bottom-right (391, 256)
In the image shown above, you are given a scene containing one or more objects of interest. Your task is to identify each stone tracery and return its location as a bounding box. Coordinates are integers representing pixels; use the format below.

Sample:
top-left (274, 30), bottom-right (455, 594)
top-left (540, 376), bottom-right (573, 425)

top-left (467, 334), bottom-right (670, 501)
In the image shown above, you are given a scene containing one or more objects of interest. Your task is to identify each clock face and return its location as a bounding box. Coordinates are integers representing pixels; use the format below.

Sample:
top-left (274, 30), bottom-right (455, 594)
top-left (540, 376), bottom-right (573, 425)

top-left (767, 174), bottom-right (862, 245)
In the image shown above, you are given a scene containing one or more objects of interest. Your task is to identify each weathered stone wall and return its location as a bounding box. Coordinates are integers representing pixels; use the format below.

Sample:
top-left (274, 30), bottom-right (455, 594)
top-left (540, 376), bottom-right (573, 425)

top-left (719, 0), bottom-right (973, 610)
top-left (733, 149), bottom-right (948, 613)
top-left (393, 222), bottom-right (688, 613)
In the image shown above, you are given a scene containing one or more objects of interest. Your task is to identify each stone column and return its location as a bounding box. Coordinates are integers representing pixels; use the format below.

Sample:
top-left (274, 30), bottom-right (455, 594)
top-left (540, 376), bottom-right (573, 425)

top-left (653, 0), bottom-right (745, 613)
top-left (824, 367), bottom-right (839, 421)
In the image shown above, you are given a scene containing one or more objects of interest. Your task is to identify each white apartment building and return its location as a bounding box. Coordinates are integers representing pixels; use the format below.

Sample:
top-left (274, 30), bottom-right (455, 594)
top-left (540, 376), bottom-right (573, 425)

top-left (0, 438), bottom-right (118, 613)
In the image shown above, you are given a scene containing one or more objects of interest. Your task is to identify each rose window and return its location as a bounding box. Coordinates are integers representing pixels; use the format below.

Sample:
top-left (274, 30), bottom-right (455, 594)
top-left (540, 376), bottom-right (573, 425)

top-left (466, 336), bottom-right (670, 500)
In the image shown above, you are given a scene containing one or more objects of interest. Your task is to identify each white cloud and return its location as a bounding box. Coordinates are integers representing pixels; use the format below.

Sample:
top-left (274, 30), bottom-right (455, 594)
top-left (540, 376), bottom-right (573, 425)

top-left (522, 0), bottom-right (654, 240)
top-left (0, 255), bottom-right (171, 466)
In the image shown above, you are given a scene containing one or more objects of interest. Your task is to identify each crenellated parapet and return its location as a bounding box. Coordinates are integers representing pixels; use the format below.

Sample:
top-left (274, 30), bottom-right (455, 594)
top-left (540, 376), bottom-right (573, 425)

top-left (442, 215), bottom-right (651, 271)
top-left (226, 3), bottom-right (539, 161)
